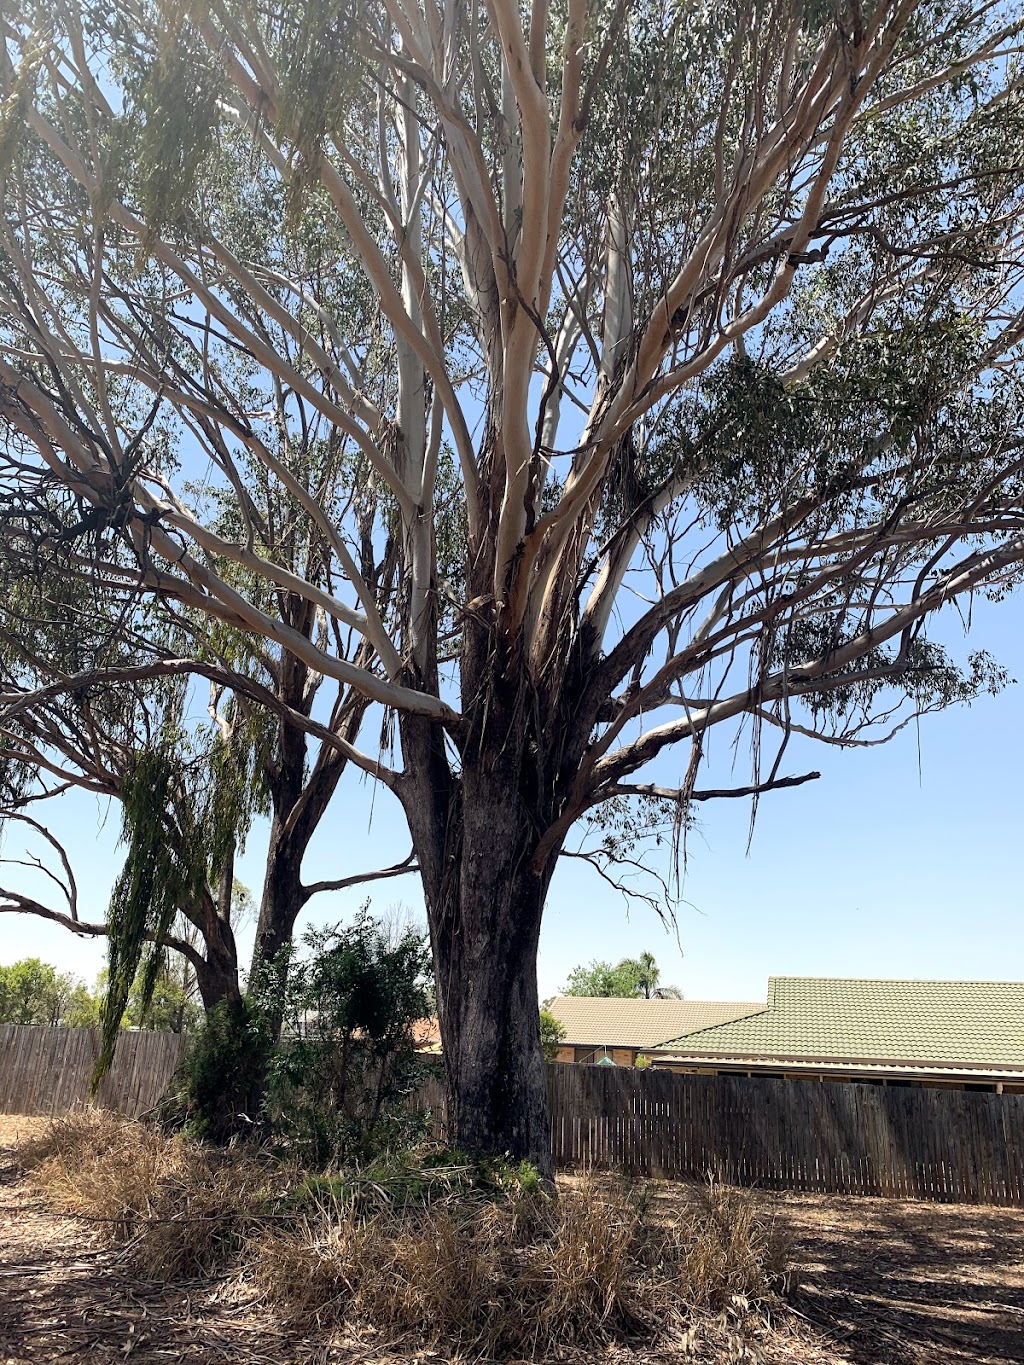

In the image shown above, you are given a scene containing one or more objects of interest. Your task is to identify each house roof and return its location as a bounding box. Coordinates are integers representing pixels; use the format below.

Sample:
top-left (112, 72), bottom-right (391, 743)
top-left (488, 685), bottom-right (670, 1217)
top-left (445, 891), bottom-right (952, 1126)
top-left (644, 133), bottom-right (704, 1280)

top-left (546, 996), bottom-right (764, 1049)
top-left (659, 977), bottom-right (1024, 1071)
top-left (412, 1017), bottom-right (442, 1052)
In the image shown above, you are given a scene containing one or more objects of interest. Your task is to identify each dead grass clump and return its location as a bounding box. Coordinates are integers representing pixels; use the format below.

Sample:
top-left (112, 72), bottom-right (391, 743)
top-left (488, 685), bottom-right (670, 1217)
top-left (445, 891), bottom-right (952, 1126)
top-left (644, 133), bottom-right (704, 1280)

top-left (673, 1180), bottom-right (794, 1311)
top-left (254, 1169), bottom-right (787, 1358)
top-left (18, 1118), bottom-right (793, 1359)
top-left (129, 1156), bottom-right (274, 1279)
top-left (18, 1108), bottom-right (278, 1278)
top-left (517, 1173), bottom-right (651, 1348)
top-left (19, 1108), bottom-right (188, 1236)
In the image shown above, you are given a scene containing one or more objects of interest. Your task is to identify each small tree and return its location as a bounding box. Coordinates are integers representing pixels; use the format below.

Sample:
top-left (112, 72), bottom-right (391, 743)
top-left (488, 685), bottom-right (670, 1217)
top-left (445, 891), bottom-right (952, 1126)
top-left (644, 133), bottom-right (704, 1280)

top-left (0, 958), bottom-right (86, 1025)
top-left (124, 963), bottom-right (204, 1034)
top-left (539, 1008), bottom-right (567, 1062)
top-left (265, 909), bottom-right (434, 1165)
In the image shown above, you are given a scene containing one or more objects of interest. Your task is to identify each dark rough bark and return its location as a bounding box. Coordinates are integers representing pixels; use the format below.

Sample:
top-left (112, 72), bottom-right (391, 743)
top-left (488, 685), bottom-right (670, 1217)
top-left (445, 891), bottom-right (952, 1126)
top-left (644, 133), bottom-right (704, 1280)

top-left (402, 752), bottom-right (557, 1170)
top-left (249, 593), bottom-right (370, 987)
top-left (249, 737), bottom-right (355, 980)
top-left (251, 808), bottom-right (307, 969)
top-left (250, 618), bottom-right (312, 977)
top-left (399, 627), bottom-right (589, 1173)
top-left (436, 831), bottom-right (555, 1171)
top-left (181, 868), bottom-right (242, 1015)
top-left (191, 920), bottom-right (242, 1010)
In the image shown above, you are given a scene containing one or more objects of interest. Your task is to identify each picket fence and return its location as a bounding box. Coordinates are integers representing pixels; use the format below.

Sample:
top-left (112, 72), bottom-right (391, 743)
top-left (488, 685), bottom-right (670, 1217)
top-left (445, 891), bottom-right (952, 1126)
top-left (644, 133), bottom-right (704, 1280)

top-left (0, 1024), bottom-right (187, 1118)
top-left (417, 1062), bottom-right (1024, 1206)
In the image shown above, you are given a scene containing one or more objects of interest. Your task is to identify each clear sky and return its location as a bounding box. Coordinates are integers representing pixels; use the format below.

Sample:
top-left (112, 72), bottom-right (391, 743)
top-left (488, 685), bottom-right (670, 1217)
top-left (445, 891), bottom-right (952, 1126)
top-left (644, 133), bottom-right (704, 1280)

top-left (3, 593), bottom-right (1022, 1005)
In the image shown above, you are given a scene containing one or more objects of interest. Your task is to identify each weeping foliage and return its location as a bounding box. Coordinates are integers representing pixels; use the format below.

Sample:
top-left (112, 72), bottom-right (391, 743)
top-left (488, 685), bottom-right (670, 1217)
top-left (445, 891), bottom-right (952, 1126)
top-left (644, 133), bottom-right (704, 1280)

top-left (270, 0), bottom-right (372, 225)
top-left (0, 35), bottom-right (42, 181)
top-left (96, 748), bottom-right (202, 1086)
top-left (94, 707), bottom-right (272, 1088)
top-left (112, 3), bottom-right (222, 245)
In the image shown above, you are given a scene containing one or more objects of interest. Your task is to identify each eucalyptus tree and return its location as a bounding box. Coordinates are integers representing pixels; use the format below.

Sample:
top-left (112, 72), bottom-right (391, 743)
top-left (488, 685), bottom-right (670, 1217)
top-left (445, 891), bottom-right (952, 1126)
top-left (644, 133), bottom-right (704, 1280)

top-left (2, 0), bottom-right (1024, 1166)
top-left (0, 463), bottom-right (411, 1055)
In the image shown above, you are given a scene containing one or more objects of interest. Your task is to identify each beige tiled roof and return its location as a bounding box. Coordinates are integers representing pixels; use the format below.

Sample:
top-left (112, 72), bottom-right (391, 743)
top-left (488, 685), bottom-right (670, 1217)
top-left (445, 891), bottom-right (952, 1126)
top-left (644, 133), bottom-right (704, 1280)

top-left (661, 977), bottom-right (1024, 1069)
top-left (546, 996), bottom-right (765, 1049)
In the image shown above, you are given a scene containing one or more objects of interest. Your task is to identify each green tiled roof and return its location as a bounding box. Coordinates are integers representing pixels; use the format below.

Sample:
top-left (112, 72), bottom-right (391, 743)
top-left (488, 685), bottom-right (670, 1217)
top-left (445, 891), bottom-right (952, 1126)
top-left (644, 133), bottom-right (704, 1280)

top-left (660, 977), bottom-right (1024, 1069)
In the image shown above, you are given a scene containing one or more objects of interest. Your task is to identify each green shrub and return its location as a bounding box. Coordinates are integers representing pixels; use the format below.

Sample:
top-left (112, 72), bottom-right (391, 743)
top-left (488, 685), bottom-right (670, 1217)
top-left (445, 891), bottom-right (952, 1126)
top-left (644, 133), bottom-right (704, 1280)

top-left (263, 909), bottom-right (434, 1166)
top-left (539, 1007), bottom-right (566, 1062)
top-left (169, 996), bottom-right (275, 1142)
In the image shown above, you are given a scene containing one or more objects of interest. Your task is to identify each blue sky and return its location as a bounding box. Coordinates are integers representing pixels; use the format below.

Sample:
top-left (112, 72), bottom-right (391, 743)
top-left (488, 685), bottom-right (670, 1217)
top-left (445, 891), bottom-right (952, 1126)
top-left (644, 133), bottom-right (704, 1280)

top-left (3, 593), bottom-right (1022, 1005)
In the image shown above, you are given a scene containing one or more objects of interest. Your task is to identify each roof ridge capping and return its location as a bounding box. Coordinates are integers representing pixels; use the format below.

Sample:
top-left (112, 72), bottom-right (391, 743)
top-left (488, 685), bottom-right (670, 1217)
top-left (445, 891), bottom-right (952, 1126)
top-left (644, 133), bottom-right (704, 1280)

top-left (768, 975), bottom-right (1024, 987)
top-left (548, 999), bottom-right (764, 1010)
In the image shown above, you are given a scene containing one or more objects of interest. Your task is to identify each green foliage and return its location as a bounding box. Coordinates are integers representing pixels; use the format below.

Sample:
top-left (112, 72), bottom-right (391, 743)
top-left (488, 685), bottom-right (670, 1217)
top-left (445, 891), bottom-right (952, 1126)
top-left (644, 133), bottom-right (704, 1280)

top-left (171, 907), bottom-right (433, 1161)
top-left (539, 1008), bottom-right (566, 1062)
top-left (564, 959), bottom-right (638, 997)
top-left (0, 959), bottom-right (91, 1026)
top-left (97, 714), bottom-right (270, 1085)
top-left (271, 0), bottom-right (372, 224)
top-left (64, 984), bottom-right (103, 1029)
top-left (285, 1147), bottom-right (541, 1218)
top-left (0, 956), bottom-right (202, 1034)
top-left (170, 996), bottom-right (277, 1143)
top-left (124, 965), bottom-right (203, 1034)
top-left (98, 748), bottom-right (205, 1086)
top-left (130, 10), bottom-right (221, 243)
top-left (562, 951), bottom-right (681, 999)
top-left (266, 909), bottom-right (434, 1166)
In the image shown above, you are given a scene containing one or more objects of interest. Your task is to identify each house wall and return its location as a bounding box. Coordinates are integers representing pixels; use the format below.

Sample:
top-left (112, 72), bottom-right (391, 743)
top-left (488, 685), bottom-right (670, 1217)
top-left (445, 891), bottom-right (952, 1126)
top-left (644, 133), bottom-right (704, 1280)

top-left (556, 1045), bottom-right (641, 1066)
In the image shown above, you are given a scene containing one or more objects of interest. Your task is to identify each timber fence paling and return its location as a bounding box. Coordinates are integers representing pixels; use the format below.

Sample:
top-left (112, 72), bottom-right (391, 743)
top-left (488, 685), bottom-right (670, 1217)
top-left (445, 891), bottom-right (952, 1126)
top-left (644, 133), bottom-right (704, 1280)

top-left (0, 1024), bottom-right (187, 1117)
top-left (534, 1063), bottom-right (1024, 1207)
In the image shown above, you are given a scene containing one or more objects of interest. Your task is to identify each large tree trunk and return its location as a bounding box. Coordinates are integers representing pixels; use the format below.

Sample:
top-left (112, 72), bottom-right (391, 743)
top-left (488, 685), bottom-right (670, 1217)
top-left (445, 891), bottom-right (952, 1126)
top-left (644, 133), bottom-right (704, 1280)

top-left (393, 429), bottom-right (598, 1174)
top-left (192, 927), bottom-right (241, 1011)
top-left (434, 815), bottom-right (555, 1172)
top-left (251, 809), bottom-right (306, 969)
top-left (401, 682), bottom-right (565, 1174)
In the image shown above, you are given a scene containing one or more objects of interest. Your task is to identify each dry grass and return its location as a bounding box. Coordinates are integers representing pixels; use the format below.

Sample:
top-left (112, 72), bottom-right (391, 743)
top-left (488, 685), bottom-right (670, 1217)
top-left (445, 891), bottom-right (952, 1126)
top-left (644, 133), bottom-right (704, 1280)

top-left (675, 1181), bottom-right (795, 1311)
top-left (17, 1112), bottom-right (792, 1360)
top-left (253, 1169), bottom-right (791, 1357)
top-left (18, 1108), bottom-right (283, 1278)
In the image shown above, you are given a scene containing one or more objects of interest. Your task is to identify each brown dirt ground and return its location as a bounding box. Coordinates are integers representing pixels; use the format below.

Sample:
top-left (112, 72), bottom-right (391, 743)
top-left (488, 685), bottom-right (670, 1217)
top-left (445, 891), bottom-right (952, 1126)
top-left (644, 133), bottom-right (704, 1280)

top-left (0, 1115), bottom-right (1021, 1365)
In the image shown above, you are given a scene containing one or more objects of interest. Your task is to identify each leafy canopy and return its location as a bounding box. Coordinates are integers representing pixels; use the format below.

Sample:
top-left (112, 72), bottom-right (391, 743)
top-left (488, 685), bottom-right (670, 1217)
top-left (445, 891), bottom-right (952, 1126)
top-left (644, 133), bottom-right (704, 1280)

top-left (562, 952), bottom-right (682, 999)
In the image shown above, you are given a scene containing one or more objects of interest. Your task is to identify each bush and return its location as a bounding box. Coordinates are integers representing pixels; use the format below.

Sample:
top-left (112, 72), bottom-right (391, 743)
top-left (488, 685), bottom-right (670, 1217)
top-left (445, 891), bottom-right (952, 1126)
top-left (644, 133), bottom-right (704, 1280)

top-left (264, 909), bottom-right (434, 1165)
top-left (168, 907), bottom-right (432, 1159)
top-left (168, 996), bottom-right (275, 1142)
top-left (540, 1007), bottom-right (566, 1062)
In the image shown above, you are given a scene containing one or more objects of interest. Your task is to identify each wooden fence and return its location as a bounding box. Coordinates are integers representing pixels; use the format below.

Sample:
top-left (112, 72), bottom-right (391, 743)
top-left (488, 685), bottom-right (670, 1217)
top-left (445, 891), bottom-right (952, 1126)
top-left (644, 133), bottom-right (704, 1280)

top-left (6, 1031), bottom-right (1021, 1205)
top-left (418, 1064), bottom-right (1024, 1206)
top-left (0, 1025), bottom-right (187, 1118)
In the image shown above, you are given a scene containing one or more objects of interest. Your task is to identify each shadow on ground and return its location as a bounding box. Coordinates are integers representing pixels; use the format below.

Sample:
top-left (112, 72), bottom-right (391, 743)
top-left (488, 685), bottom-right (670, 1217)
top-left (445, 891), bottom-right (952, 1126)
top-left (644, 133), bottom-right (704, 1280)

top-left (779, 1191), bottom-right (1024, 1364)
